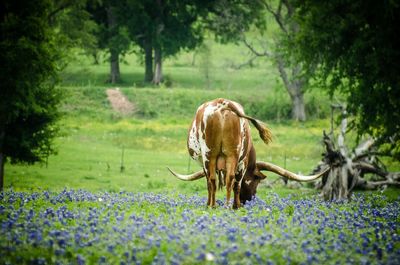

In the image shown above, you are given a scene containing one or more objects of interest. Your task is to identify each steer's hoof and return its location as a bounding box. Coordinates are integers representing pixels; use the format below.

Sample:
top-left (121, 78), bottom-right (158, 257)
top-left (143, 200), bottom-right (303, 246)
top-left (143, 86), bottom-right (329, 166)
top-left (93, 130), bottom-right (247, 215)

top-left (223, 203), bottom-right (231, 209)
top-left (232, 203), bottom-right (241, 210)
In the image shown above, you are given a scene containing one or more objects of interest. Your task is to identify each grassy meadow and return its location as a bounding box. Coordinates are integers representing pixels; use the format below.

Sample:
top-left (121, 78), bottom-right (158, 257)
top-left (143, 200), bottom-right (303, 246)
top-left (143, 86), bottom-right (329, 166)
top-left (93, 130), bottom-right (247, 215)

top-left (4, 40), bottom-right (400, 197)
top-left (5, 53), bottom-right (327, 194)
top-left (2, 40), bottom-right (400, 264)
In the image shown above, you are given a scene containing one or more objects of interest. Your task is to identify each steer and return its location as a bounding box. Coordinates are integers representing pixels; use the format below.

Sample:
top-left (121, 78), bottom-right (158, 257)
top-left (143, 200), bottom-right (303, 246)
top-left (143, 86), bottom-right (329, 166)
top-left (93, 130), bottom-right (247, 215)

top-left (168, 98), bottom-right (328, 209)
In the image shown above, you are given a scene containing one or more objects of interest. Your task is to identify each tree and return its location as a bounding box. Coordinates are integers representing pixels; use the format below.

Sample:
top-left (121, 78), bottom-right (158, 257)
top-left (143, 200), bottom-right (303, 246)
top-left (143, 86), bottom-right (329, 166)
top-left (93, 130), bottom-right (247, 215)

top-left (289, 0), bottom-right (400, 158)
top-left (241, 0), bottom-right (309, 121)
top-left (0, 0), bottom-right (62, 190)
top-left (121, 0), bottom-right (212, 84)
top-left (205, 0), bottom-right (266, 44)
top-left (87, 0), bottom-right (130, 84)
top-left (205, 0), bottom-right (309, 121)
top-left (50, 0), bottom-right (98, 53)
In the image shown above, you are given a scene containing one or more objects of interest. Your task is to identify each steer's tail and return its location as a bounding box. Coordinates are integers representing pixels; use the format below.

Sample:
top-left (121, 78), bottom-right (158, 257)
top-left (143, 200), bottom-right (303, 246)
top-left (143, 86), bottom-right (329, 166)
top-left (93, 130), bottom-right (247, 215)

top-left (226, 102), bottom-right (272, 145)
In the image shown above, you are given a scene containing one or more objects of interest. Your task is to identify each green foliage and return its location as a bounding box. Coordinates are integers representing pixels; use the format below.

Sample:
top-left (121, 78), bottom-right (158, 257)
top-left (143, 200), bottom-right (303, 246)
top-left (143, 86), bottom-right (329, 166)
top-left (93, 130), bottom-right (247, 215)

top-left (0, 0), bottom-right (62, 166)
top-left (51, 0), bottom-right (99, 55)
top-left (206, 0), bottom-right (267, 43)
top-left (121, 0), bottom-right (211, 56)
top-left (87, 0), bottom-right (130, 56)
top-left (290, 0), bottom-right (400, 158)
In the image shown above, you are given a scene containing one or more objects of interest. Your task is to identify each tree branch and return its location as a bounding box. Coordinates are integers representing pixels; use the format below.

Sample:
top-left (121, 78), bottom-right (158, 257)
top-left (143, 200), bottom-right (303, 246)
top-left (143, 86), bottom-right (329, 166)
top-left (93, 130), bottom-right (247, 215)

top-left (353, 161), bottom-right (388, 178)
top-left (337, 109), bottom-right (348, 157)
top-left (231, 55), bottom-right (258, 70)
top-left (48, 1), bottom-right (73, 24)
top-left (242, 38), bottom-right (270, 57)
top-left (276, 55), bottom-right (295, 97)
top-left (355, 179), bottom-right (400, 190)
top-left (263, 0), bottom-right (288, 34)
top-left (352, 138), bottom-right (375, 158)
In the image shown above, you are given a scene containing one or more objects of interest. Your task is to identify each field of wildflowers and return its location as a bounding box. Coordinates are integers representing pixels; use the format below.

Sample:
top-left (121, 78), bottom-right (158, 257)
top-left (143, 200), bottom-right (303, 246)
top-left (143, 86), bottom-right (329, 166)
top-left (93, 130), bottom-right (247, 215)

top-left (1, 189), bottom-right (399, 264)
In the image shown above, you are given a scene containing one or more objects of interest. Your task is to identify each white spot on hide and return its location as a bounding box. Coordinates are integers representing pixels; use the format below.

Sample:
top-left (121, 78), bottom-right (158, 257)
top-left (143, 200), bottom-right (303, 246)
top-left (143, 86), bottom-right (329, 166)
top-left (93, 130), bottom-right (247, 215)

top-left (199, 104), bottom-right (219, 170)
top-left (237, 118), bottom-right (246, 159)
top-left (245, 179), bottom-right (252, 186)
top-left (188, 119), bottom-right (200, 160)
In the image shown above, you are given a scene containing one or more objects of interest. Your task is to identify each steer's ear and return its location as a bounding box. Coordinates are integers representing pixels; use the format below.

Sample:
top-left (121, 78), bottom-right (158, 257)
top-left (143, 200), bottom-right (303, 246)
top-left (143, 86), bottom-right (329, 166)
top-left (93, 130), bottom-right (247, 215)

top-left (254, 168), bottom-right (267, 180)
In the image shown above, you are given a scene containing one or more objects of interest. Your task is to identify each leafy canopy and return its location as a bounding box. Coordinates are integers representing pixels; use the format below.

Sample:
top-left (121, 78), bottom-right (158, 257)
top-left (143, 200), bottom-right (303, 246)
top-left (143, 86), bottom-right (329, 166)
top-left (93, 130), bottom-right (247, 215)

top-left (289, 0), bottom-right (400, 157)
top-left (119, 0), bottom-right (213, 57)
top-left (87, 0), bottom-right (130, 57)
top-left (0, 0), bottom-right (62, 164)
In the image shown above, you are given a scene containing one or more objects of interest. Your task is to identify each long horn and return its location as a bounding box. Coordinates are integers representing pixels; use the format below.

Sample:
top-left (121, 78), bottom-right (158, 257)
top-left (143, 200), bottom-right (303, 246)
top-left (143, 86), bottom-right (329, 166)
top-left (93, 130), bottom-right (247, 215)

top-left (167, 167), bottom-right (206, 181)
top-left (256, 161), bottom-right (329, 182)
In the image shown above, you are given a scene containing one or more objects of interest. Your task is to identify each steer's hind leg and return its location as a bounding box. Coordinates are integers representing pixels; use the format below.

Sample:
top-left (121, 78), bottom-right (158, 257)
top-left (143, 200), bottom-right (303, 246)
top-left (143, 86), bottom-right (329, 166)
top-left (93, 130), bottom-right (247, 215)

top-left (232, 172), bottom-right (243, 209)
top-left (206, 178), bottom-right (217, 208)
top-left (206, 158), bottom-right (217, 208)
top-left (209, 178), bottom-right (216, 207)
top-left (206, 177), bottom-right (211, 207)
top-left (225, 158), bottom-right (237, 208)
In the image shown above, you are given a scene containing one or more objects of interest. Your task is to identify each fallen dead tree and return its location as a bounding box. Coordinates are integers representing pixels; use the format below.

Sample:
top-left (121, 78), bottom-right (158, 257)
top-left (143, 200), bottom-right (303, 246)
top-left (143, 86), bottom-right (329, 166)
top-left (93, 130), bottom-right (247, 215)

top-left (312, 105), bottom-right (400, 200)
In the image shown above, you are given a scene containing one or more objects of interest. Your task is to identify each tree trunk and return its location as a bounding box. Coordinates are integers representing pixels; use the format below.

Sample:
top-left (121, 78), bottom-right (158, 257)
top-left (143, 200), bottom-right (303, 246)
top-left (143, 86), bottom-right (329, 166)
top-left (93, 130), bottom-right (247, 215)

top-left (109, 49), bottom-right (120, 84)
top-left (153, 47), bottom-right (163, 85)
top-left (312, 105), bottom-right (400, 201)
top-left (106, 6), bottom-right (120, 84)
top-left (318, 109), bottom-right (357, 200)
top-left (152, 1), bottom-right (164, 85)
top-left (290, 91), bottom-right (306, 121)
top-left (144, 35), bottom-right (153, 83)
top-left (276, 56), bottom-right (307, 121)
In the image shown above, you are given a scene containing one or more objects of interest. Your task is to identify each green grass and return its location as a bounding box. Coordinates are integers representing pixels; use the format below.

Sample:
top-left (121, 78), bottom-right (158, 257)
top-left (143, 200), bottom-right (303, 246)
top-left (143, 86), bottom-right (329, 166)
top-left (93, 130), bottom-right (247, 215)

top-left (5, 112), bottom-right (327, 195)
top-left (5, 39), bottom-right (399, 198)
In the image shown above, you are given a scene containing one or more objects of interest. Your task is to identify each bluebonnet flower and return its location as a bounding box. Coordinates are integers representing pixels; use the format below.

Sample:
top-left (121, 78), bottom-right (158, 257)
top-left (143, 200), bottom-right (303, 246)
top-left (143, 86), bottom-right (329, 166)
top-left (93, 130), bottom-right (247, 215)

top-left (1, 189), bottom-right (399, 264)
top-left (77, 254), bottom-right (85, 265)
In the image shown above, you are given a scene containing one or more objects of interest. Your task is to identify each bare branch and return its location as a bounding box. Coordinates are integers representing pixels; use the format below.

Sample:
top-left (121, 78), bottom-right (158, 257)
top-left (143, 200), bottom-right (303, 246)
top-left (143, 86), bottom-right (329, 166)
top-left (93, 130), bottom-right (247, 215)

top-left (353, 161), bottom-right (388, 178)
top-left (355, 179), bottom-right (400, 190)
top-left (242, 38), bottom-right (270, 57)
top-left (337, 110), bottom-right (348, 157)
top-left (353, 152), bottom-right (392, 160)
top-left (230, 56), bottom-right (258, 70)
top-left (323, 130), bottom-right (336, 154)
top-left (387, 172), bottom-right (400, 181)
top-left (353, 138), bottom-right (375, 158)
top-left (263, 0), bottom-right (288, 34)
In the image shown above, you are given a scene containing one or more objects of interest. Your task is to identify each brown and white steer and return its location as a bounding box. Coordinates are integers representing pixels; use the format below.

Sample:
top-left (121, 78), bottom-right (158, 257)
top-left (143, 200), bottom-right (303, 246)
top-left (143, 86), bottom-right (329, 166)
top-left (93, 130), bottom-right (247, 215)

top-left (168, 98), bottom-right (327, 209)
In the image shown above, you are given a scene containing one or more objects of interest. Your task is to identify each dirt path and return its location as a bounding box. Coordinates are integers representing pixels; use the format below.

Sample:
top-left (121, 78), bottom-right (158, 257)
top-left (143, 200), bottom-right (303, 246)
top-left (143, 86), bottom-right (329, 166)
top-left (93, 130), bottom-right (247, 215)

top-left (106, 88), bottom-right (136, 115)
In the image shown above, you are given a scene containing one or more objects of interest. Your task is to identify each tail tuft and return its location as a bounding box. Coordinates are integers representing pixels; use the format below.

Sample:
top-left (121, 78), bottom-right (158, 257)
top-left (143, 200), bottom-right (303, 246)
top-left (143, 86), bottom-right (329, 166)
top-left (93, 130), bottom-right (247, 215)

top-left (251, 119), bottom-right (273, 145)
top-left (226, 101), bottom-right (273, 145)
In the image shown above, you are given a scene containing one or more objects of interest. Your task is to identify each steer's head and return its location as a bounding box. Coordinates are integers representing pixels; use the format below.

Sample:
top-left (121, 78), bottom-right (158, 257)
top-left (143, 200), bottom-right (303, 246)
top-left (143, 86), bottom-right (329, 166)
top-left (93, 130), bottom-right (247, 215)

top-left (239, 171), bottom-right (265, 204)
top-left (238, 146), bottom-right (267, 204)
